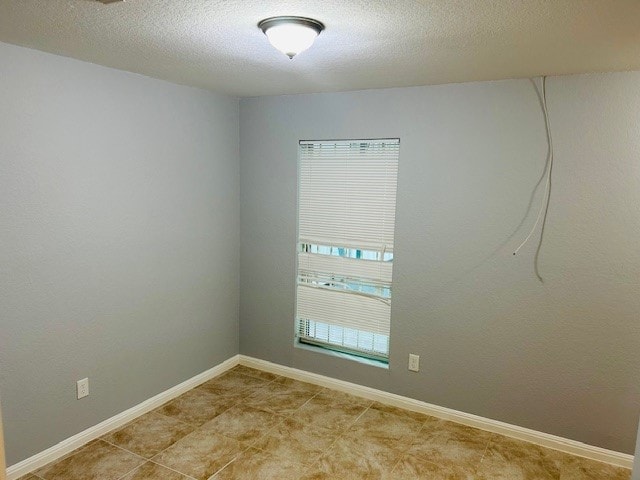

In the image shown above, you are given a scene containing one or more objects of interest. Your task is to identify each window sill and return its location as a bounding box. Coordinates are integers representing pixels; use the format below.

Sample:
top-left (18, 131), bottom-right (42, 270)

top-left (295, 341), bottom-right (389, 370)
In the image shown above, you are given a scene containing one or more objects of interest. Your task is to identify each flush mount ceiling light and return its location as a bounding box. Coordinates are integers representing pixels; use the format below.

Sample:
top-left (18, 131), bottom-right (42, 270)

top-left (258, 16), bottom-right (324, 59)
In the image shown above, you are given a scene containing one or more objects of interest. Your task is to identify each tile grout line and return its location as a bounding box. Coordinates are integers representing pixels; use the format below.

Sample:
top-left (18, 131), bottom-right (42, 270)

top-left (205, 455), bottom-right (239, 480)
top-left (143, 425), bottom-right (217, 476)
top-left (476, 435), bottom-right (493, 476)
top-left (203, 431), bottom-right (258, 479)
top-left (403, 416), bottom-right (494, 476)
top-left (101, 433), bottom-right (197, 480)
top-left (386, 453), bottom-right (405, 476)
top-left (100, 437), bottom-right (150, 461)
top-left (31, 438), bottom-right (99, 479)
top-left (99, 439), bottom-right (151, 480)
top-left (103, 409), bottom-right (198, 447)
top-left (236, 386), bottom-right (330, 463)
top-left (148, 459), bottom-right (199, 480)
top-left (310, 401), bottom-right (374, 466)
top-left (108, 370), bottom-right (260, 444)
top-left (137, 373), bottom-right (279, 479)
top-left (146, 409), bottom-right (199, 429)
top-left (23, 367), bottom-right (261, 480)
top-left (147, 420), bottom-right (252, 479)
top-left (384, 409), bottom-right (434, 476)
top-left (225, 382), bottom-right (362, 473)
top-left (113, 463), bottom-right (142, 480)
top-left (307, 399), bottom-right (429, 477)
top-left (351, 403), bottom-right (372, 426)
top-left (478, 433), bottom-right (496, 466)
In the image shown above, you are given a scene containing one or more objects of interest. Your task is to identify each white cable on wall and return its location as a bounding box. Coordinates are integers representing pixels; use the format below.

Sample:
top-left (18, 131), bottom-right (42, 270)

top-left (513, 76), bottom-right (555, 282)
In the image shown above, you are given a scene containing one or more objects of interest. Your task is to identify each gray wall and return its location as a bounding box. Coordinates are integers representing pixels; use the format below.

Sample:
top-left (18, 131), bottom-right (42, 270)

top-left (634, 419), bottom-right (640, 479)
top-left (239, 74), bottom-right (640, 453)
top-left (0, 42), bottom-right (240, 465)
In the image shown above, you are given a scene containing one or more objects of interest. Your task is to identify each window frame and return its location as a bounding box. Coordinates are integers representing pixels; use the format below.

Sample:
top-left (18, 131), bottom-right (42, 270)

top-left (294, 138), bottom-right (400, 363)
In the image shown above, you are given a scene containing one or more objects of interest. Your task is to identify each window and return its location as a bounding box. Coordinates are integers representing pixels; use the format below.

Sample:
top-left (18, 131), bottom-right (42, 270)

top-left (296, 138), bottom-right (400, 362)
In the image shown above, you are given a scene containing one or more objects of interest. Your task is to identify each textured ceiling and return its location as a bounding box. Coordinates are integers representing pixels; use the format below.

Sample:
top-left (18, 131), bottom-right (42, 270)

top-left (1, 0), bottom-right (640, 97)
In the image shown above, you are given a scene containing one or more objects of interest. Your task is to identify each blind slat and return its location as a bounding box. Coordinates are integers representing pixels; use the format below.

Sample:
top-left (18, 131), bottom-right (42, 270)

top-left (298, 252), bottom-right (393, 284)
top-left (298, 139), bottom-right (399, 249)
top-left (296, 285), bottom-right (390, 335)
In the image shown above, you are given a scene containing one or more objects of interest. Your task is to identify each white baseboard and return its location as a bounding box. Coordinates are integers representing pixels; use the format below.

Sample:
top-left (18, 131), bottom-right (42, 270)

top-left (7, 353), bottom-right (632, 478)
top-left (239, 355), bottom-right (634, 470)
top-left (6, 355), bottom-right (240, 480)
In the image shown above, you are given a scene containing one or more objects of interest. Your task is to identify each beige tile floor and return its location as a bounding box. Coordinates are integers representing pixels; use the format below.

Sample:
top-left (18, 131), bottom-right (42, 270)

top-left (20, 365), bottom-right (631, 479)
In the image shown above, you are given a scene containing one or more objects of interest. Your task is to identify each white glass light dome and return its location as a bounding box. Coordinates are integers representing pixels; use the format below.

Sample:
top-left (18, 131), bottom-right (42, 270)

top-left (259, 17), bottom-right (324, 59)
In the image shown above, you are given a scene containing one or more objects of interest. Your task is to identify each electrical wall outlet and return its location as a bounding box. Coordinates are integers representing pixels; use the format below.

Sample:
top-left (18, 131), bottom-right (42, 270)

top-left (408, 354), bottom-right (420, 372)
top-left (77, 378), bottom-right (89, 399)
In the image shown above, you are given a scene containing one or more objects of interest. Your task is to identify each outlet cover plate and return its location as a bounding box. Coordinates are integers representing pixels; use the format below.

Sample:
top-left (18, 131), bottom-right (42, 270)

top-left (77, 378), bottom-right (89, 399)
top-left (408, 354), bottom-right (420, 372)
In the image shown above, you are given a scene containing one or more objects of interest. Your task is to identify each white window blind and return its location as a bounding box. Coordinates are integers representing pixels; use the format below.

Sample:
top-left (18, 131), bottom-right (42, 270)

top-left (296, 139), bottom-right (399, 360)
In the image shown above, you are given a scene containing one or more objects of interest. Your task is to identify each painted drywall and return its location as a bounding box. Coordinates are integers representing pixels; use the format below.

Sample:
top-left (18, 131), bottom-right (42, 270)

top-left (239, 74), bottom-right (640, 453)
top-left (0, 401), bottom-right (5, 480)
top-left (0, 42), bottom-right (240, 465)
top-left (634, 419), bottom-right (640, 479)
